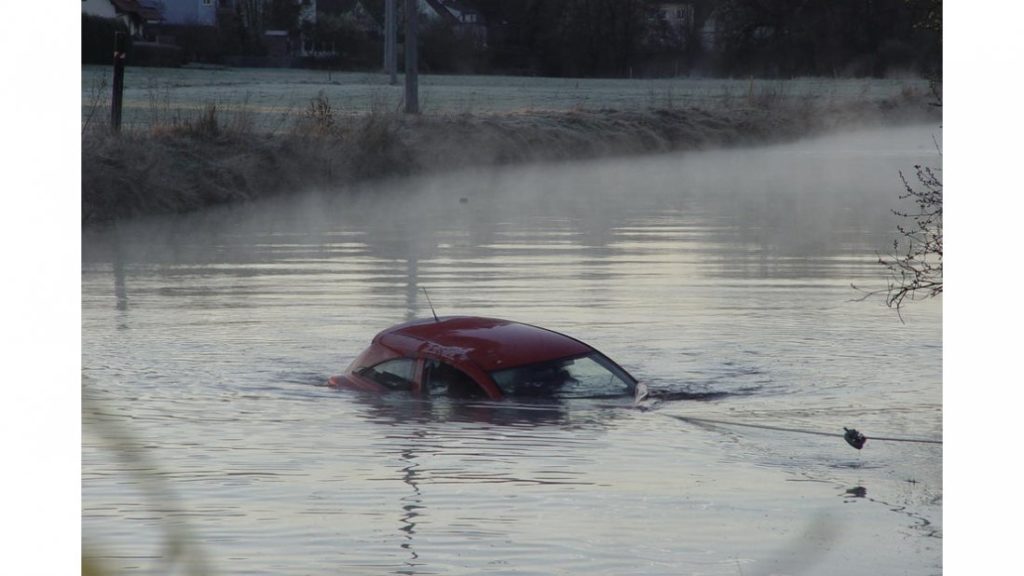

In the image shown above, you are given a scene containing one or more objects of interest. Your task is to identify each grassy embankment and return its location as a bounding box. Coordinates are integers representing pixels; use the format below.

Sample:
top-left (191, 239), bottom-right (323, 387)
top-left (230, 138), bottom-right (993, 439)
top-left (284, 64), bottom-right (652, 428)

top-left (81, 81), bottom-right (940, 225)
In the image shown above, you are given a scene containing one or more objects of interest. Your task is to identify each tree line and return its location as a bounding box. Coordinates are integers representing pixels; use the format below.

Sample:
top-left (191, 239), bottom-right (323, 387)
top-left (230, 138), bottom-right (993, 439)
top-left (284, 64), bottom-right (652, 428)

top-left (460, 0), bottom-right (940, 78)
top-left (84, 0), bottom-right (941, 79)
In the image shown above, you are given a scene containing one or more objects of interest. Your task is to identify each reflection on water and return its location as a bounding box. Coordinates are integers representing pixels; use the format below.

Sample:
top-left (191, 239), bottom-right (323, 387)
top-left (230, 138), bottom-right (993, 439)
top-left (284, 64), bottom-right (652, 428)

top-left (397, 434), bottom-right (425, 575)
top-left (83, 125), bottom-right (941, 575)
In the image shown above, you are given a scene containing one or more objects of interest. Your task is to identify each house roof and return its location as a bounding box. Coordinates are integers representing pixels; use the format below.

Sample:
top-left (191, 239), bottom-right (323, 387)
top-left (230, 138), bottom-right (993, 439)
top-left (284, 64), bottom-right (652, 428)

top-left (443, 0), bottom-right (483, 15)
top-left (422, 0), bottom-right (460, 25)
top-left (110, 0), bottom-right (163, 21)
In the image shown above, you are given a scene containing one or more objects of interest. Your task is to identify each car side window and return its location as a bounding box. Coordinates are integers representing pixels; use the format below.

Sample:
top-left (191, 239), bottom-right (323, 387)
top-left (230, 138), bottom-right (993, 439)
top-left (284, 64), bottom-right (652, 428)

top-left (357, 358), bottom-right (416, 391)
top-left (423, 359), bottom-right (485, 399)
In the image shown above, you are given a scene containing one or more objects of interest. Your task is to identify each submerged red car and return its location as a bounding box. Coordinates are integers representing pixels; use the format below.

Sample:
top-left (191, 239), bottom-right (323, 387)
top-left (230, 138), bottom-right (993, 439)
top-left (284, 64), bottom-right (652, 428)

top-left (328, 316), bottom-right (638, 399)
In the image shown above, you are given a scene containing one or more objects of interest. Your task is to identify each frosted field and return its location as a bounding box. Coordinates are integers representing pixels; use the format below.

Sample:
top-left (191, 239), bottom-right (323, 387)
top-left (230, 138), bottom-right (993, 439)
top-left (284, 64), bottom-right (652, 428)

top-left (81, 65), bottom-right (929, 132)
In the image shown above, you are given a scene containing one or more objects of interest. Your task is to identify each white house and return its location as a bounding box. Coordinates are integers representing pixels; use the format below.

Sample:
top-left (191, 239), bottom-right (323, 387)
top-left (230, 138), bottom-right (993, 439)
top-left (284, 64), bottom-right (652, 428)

top-left (419, 0), bottom-right (480, 24)
top-left (158, 0), bottom-right (221, 27)
top-left (82, 0), bottom-right (164, 38)
top-left (82, 0), bottom-right (118, 19)
top-left (419, 0), bottom-right (486, 45)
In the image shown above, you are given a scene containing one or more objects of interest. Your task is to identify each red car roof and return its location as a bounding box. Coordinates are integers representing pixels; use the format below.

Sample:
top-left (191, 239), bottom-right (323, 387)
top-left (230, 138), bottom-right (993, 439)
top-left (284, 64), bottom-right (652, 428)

top-left (375, 316), bottom-right (593, 373)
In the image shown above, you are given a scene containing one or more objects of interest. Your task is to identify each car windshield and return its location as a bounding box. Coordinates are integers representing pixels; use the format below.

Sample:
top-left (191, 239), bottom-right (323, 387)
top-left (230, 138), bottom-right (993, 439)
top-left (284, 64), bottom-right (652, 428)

top-left (489, 352), bottom-right (635, 398)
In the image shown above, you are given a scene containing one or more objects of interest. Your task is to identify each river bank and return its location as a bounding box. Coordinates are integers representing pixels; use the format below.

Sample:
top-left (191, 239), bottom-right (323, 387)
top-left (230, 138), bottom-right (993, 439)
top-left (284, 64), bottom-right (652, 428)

top-left (81, 90), bottom-right (939, 225)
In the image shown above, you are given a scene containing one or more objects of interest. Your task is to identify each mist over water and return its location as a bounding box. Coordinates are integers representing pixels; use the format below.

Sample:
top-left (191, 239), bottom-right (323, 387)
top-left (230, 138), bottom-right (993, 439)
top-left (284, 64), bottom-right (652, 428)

top-left (83, 125), bottom-right (942, 575)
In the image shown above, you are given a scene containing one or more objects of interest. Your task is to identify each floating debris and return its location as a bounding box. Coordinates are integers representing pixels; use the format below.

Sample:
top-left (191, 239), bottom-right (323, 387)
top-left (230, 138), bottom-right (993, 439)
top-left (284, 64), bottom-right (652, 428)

top-left (844, 427), bottom-right (867, 450)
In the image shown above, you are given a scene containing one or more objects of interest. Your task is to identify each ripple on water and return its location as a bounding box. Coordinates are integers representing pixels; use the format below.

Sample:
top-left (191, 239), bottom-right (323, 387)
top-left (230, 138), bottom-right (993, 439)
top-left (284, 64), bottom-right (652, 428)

top-left (83, 125), bottom-right (942, 575)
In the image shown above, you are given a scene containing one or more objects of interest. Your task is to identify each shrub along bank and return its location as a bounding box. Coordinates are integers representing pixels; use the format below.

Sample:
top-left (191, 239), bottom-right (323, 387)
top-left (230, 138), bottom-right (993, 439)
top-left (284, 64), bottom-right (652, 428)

top-left (81, 92), bottom-right (939, 225)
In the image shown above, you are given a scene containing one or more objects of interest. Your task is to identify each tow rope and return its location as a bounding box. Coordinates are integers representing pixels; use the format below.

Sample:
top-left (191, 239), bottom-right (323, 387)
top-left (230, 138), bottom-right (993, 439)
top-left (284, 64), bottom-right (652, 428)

top-left (634, 383), bottom-right (941, 450)
top-left (665, 414), bottom-right (942, 450)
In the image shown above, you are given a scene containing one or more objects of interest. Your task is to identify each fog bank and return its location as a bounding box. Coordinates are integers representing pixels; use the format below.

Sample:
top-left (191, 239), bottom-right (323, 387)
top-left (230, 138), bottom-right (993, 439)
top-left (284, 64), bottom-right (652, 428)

top-left (81, 93), bottom-right (938, 225)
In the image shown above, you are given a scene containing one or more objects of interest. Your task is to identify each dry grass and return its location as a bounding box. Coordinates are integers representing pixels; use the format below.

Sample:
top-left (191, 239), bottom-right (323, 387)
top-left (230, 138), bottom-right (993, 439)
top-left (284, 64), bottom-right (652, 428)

top-left (82, 90), bottom-right (940, 225)
top-left (81, 77), bottom-right (109, 136)
top-left (298, 90), bottom-right (337, 136)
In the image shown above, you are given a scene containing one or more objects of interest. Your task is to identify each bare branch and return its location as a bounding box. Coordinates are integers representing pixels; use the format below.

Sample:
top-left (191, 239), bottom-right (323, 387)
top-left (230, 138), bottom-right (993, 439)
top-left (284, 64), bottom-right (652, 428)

top-left (878, 163), bottom-right (943, 319)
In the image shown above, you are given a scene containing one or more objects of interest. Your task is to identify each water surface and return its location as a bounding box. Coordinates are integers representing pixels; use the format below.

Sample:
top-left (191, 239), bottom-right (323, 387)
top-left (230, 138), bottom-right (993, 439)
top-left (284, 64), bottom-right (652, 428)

top-left (83, 124), bottom-right (942, 575)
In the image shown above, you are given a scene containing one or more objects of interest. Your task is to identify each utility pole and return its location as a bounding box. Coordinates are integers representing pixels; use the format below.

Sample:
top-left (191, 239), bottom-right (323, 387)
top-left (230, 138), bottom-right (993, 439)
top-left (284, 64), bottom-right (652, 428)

top-left (404, 0), bottom-right (419, 114)
top-left (111, 31), bottom-right (127, 132)
top-left (384, 0), bottom-right (397, 85)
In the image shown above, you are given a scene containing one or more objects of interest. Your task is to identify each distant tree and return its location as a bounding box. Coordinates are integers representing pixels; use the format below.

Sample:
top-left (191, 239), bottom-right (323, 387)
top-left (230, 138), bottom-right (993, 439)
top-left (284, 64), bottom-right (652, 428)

top-left (237, 0), bottom-right (266, 33)
top-left (906, 0), bottom-right (942, 80)
top-left (403, 0), bottom-right (941, 78)
top-left (419, 17), bottom-right (487, 74)
top-left (536, 0), bottom-right (647, 77)
top-left (309, 11), bottom-right (381, 68)
top-left (712, 0), bottom-right (936, 77)
top-left (909, 0), bottom-right (942, 35)
top-left (641, 7), bottom-right (685, 54)
top-left (456, 0), bottom-right (648, 76)
top-left (266, 0), bottom-right (303, 31)
top-left (82, 14), bottom-right (132, 65)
